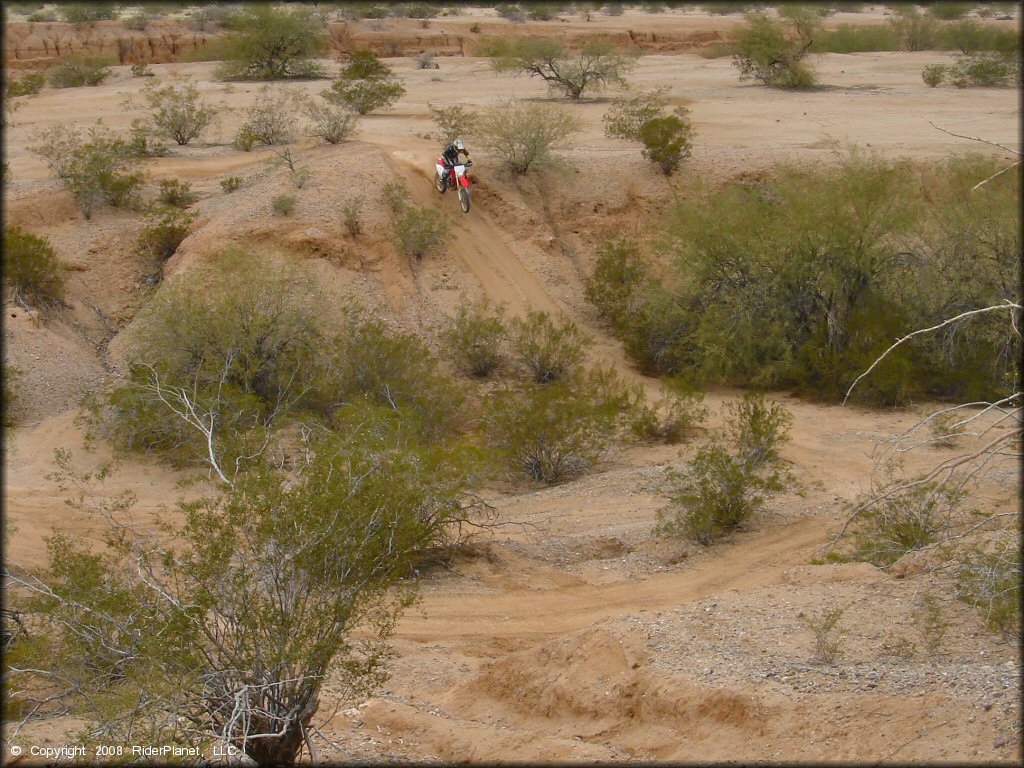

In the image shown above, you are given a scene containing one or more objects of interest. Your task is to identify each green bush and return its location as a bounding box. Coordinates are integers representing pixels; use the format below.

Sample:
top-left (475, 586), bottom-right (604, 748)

top-left (130, 62), bottom-right (155, 78)
top-left (323, 56), bottom-right (406, 115)
top-left (126, 118), bottom-right (170, 158)
top-left (305, 100), bottom-right (358, 143)
top-left (849, 483), bottom-right (960, 567)
top-left (656, 395), bottom-right (792, 545)
top-left (887, 7), bottom-right (938, 51)
top-left (956, 536), bottom-right (1020, 638)
top-left (428, 103), bottom-right (478, 144)
top-left (272, 194), bottom-right (297, 216)
top-left (234, 88), bottom-right (297, 148)
top-left (220, 175), bottom-right (242, 193)
top-left (509, 310), bottom-right (591, 384)
top-left (2, 226), bottom-right (66, 309)
top-left (477, 100), bottom-right (580, 175)
top-left (584, 235), bottom-right (649, 330)
top-left (922, 62), bottom-right (947, 86)
top-left (812, 23), bottom-right (902, 53)
top-left (949, 52), bottom-right (1019, 87)
top-left (484, 365), bottom-right (635, 483)
top-left (138, 206), bottom-right (197, 266)
top-left (47, 54), bottom-right (113, 88)
top-left (392, 205), bottom-right (449, 259)
top-left (30, 123), bottom-right (144, 218)
top-left (157, 178), bottom-right (196, 208)
top-left (733, 10), bottom-right (819, 88)
top-left (603, 89), bottom-right (694, 175)
top-left (215, 5), bottom-right (327, 80)
top-left (632, 386), bottom-right (708, 444)
top-left (490, 37), bottom-right (637, 99)
top-left (58, 3), bottom-right (117, 23)
top-left (342, 195), bottom-right (363, 236)
top-left (442, 299), bottom-right (508, 378)
top-left (26, 9), bottom-right (58, 22)
top-left (800, 607), bottom-right (846, 664)
top-left (5, 72), bottom-right (45, 97)
top-left (925, 2), bottom-right (971, 20)
top-left (143, 82), bottom-right (216, 145)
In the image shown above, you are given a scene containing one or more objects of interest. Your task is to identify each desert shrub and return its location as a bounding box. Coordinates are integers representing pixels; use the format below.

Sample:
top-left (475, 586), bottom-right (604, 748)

top-left (638, 114), bottom-right (693, 175)
top-left (187, 4), bottom-right (244, 31)
top-left (724, 393), bottom-right (793, 469)
top-left (26, 9), bottom-right (58, 21)
top-left (800, 607), bottom-right (846, 664)
top-left (922, 62), bottom-right (947, 86)
top-left (956, 535), bottom-right (1020, 638)
top-left (416, 51), bottom-right (439, 69)
top-left (632, 387), bottom-right (708, 444)
top-left (733, 10), bottom-right (819, 88)
top-left (939, 19), bottom-right (992, 53)
top-left (272, 194), bottom-right (297, 216)
top-left (392, 205), bottom-right (449, 259)
top-left (220, 175), bottom-right (242, 193)
top-left (323, 54), bottom-right (406, 114)
top-left (484, 365), bottom-right (635, 483)
top-left (704, 2), bottom-right (752, 13)
top-left (888, 7), bottom-right (939, 51)
top-left (157, 178), bottom-right (196, 208)
top-left (305, 100), bottom-right (359, 143)
top-left (604, 2), bottom-right (625, 15)
top-left (508, 310), bottom-right (591, 384)
top-left (381, 181), bottom-right (409, 213)
top-left (656, 395), bottom-right (792, 545)
top-left (927, 410), bottom-right (966, 447)
top-left (126, 118), bottom-right (170, 158)
top-left (3, 366), bottom-right (21, 428)
top-left (30, 123), bottom-right (144, 218)
top-left (143, 82), bottom-right (216, 146)
top-left (812, 23), bottom-right (902, 53)
top-left (2, 226), bottom-right (66, 309)
top-left (949, 52), bottom-right (1019, 87)
top-left (925, 2), bottom-right (970, 20)
top-left (442, 299), bottom-right (508, 378)
top-left (234, 88), bottom-right (297, 148)
top-left (584, 235), bottom-right (649, 330)
top-left (477, 100), bottom-right (580, 175)
top-left (849, 483), bottom-right (960, 567)
top-left (130, 62), bottom-right (155, 78)
top-left (124, 11), bottom-right (150, 30)
top-left (58, 3), bottom-right (117, 23)
top-left (603, 89), bottom-right (694, 175)
top-left (47, 54), bottom-right (113, 88)
top-left (341, 196), bottom-right (364, 236)
top-left (490, 37), bottom-right (638, 99)
top-left (428, 103), bottom-right (478, 144)
top-left (215, 5), bottom-right (327, 80)
top-left (8, 422), bottom-right (475, 765)
top-left (496, 3), bottom-right (525, 21)
top-left (138, 206), bottom-right (197, 266)
top-left (914, 594), bottom-right (948, 655)
top-left (5, 72), bottom-right (45, 97)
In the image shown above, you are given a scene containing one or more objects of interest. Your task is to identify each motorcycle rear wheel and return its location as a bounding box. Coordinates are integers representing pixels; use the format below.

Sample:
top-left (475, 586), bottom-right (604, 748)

top-left (458, 186), bottom-right (470, 213)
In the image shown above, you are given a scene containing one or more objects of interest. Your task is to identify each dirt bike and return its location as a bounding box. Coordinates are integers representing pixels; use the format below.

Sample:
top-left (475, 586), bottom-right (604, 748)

top-left (435, 157), bottom-right (473, 213)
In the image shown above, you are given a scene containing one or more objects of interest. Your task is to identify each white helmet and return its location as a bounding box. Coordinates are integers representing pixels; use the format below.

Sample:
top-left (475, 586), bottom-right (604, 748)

top-left (454, 138), bottom-right (465, 151)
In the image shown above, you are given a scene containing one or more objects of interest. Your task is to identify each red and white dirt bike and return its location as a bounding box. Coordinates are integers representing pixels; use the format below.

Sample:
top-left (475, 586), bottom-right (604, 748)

top-left (434, 157), bottom-right (473, 213)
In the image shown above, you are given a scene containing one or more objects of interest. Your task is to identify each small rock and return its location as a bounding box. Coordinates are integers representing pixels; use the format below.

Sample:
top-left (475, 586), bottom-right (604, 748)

top-left (983, 701), bottom-right (994, 711)
top-left (994, 737), bottom-right (1007, 749)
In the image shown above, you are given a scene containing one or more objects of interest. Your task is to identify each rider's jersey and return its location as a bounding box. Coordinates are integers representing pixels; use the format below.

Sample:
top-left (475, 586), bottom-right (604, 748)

top-left (442, 144), bottom-right (470, 167)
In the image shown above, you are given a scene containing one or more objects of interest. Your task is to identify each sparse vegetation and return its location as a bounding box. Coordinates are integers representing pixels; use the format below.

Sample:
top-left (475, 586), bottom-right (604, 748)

top-left (130, 62), bottom-right (155, 78)
top-left (489, 37), bottom-right (638, 99)
top-left (733, 9), bottom-right (819, 88)
top-left (233, 88), bottom-right (297, 149)
top-left (604, 89), bottom-right (694, 175)
top-left (30, 123), bottom-right (144, 218)
top-left (324, 52), bottom-right (406, 114)
top-left (5, 72), bottom-right (45, 97)
top-left (58, 3), bottom-right (116, 23)
top-left (342, 196), bottom-right (364, 237)
top-left (922, 62), bottom-right (947, 86)
top-left (156, 178), bottom-right (196, 208)
top-left (956, 534), bottom-right (1020, 638)
top-left (392, 205), bottom-right (449, 259)
top-left (948, 52), bottom-right (1020, 87)
top-left (477, 100), bottom-right (580, 175)
top-left (915, 594), bottom-right (948, 656)
top-left (3, 365), bottom-right (21, 428)
top-left (143, 82), bottom-right (217, 146)
top-left (47, 54), bottom-right (113, 89)
top-left (849, 483), bottom-right (961, 567)
top-left (657, 394), bottom-right (793, 545)
top-left (272, 194), bottom-right (298, 216)
top-left (442, 299), bottom-right (509, 378)
top-left (632, 386), bottom-right (708, 444)
top-left (220, 175), bottom-right (243, 193)
top-left (138, 206), bottom-right (198, 267)
top-left (215, 5), bottom-right (327, 80)
top-left (127, 118), bottom-right (170, 158)
top-left (2, 226), bottom-right (67, 309)
top-left (508, 310), bottom-right (591, 384)
top-left (305, 100), bottom-right (359, 143)
top-left (800, 607), bottom-right (846, 664)
top-left (429, 103), bottom-right (478, 144)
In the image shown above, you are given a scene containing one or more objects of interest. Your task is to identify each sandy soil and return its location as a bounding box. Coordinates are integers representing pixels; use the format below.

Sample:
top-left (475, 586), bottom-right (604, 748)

top-left (3, 10), bottom-right (1021, 764)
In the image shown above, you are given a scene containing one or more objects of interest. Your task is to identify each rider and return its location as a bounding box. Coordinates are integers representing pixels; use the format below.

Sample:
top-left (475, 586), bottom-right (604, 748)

top-left (439, 137), bottom-right (471, 191)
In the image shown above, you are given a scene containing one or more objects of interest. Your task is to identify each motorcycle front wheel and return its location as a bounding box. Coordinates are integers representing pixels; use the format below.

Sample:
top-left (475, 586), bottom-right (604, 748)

top-left (458, 186), bottom-right (470, 213)
top-left (435, 173), bottom-right (446, 193)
